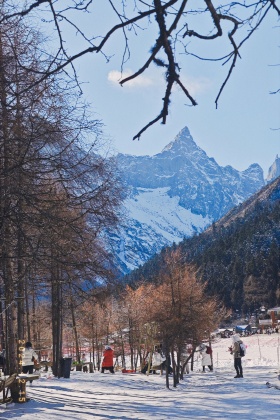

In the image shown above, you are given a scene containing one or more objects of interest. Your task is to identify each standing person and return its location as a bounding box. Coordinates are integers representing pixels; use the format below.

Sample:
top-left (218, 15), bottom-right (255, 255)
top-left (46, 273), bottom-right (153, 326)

top-left (229, 333), bottom-right (244, 378)
top-left (199, 344), bottom-right (213, 372)
top-left (81, 353), bottom-right (88, 372)
top-left (22, 342), bottom-right (38, 383)
top-left (81, 353), bottom-right (87, 363)
top-left (101, 345), bottom-right (115, 374)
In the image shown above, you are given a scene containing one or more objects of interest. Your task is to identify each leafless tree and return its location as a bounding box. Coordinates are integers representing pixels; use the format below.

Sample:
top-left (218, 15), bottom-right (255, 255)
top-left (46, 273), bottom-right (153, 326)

top-left (0, 1), bottom-right (279, 139)
top-left (111, 284), bottom-right (156, 370)
top-left (0, 13), bottom-right (122, 377)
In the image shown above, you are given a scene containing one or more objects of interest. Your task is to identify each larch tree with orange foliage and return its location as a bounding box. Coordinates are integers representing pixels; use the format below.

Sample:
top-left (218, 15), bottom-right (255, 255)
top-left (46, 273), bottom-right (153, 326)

top-left (149, 250), bottom-right (220, 388)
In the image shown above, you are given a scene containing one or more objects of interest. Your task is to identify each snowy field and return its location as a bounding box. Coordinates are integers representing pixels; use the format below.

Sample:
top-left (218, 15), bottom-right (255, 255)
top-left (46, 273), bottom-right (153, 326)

top-left (1, 334), bottom-right (280, 419)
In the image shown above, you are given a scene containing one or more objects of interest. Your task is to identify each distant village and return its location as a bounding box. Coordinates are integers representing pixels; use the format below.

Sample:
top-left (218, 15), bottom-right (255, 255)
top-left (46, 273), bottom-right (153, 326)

top-left (216, 306), bottom-right (280, 338)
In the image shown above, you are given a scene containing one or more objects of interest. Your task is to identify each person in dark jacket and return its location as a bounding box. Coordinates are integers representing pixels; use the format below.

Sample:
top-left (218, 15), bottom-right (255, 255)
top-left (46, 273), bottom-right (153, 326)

top-left (101, 345), bottom-right (114, 373)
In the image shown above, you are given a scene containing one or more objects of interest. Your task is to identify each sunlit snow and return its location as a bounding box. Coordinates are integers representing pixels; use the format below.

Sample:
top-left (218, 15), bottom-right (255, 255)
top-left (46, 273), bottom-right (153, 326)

top-left (125, 187), bottom-right (210, 243)
top-left (2, 334), bottom-right (280, 419)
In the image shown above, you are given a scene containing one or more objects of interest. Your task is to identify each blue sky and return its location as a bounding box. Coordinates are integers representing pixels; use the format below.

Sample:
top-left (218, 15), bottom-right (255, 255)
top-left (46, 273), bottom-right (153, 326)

top-left (52, 2), bottom-right (280, 177)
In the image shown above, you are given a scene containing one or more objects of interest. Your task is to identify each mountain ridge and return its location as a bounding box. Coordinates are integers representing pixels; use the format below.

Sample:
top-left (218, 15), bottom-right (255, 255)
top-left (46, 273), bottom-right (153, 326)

top-left (124, 176), bottom-right (280, 311)
top-left (109, 127), bottom-right (265, 275)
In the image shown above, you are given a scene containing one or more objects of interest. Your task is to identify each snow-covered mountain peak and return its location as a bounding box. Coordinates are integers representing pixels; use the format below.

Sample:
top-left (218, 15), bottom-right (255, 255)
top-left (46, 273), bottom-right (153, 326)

top-left (109, 127), bottom-right (265, 275)
top-left (162, 126), bottom-right (201, 156)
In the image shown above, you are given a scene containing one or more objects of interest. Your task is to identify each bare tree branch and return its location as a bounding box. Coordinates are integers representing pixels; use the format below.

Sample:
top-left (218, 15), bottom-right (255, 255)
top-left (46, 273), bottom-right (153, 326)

top-left (0, 0), bottom-right (278, 139)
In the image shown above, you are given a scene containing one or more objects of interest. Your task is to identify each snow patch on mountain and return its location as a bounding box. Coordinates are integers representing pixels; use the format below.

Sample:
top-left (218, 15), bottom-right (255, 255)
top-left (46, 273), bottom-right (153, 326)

top-left (110, 187), bottom-right (210, 274)
top-left (108, 127), bottom-right (265, 276)
top-left (126, 187), bottom-right (210, 242)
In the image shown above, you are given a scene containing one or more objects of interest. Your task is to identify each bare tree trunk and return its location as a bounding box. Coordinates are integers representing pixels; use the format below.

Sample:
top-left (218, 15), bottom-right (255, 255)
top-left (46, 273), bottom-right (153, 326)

top-left (70, 293), bottom-right (80, 363)
top-left (181, 352), bottom-right (193, 380)
top-left (171, 349), bottom-right (178, 388)
top-left (0, 33), bottom-right (18, 374)
top-left (15, 85), bottom-right (25, 342)
top-left (164, 340), bottom-right (170, 389)
top-left (51, 261), bottom-right (63, 377)
top-left (91, 337), bottom-right (95, 369)
top-left (25, 274), bottom-right (31, 342)
top-left (129, 317), bottom-right (134, 369)
top-left (17, 239), bottom-right (25, 342)
top-left (32, 286), bottom-right (36, 347)
top-left (95, 328), bottom-right (100, 371)
top-left (0, 291), bottom-right (4, 350)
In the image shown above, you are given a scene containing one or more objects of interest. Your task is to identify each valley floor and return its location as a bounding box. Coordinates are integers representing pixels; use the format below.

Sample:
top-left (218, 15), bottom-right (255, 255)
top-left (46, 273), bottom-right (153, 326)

top-left (1, 334), bottom-right (280, 420)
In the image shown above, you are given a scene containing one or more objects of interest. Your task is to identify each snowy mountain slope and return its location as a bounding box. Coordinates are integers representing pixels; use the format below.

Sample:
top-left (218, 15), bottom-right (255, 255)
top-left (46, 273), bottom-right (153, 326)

top-left (212, 174), bottom-right (280, 229)
top-left (108, 127), bottom-right (265, 275)
top-left (110, 187), bottom-right (211, 273)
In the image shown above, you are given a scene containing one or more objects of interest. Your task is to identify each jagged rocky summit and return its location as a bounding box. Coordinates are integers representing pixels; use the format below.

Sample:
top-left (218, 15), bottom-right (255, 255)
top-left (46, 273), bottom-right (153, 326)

top-left (108, 127), bottom-right (265, 275)
top-left (267, 155), bottom-right (280, 183)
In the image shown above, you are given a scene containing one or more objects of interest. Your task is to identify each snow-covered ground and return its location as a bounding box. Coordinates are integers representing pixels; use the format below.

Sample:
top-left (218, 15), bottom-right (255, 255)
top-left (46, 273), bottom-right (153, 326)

top-left (1, 334), bottom-right (280, 419)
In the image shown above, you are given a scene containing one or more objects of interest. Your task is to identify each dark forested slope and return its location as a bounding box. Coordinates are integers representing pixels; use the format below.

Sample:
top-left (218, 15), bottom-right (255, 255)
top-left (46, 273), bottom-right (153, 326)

top-left (124, 177), bottom-right (280, 312)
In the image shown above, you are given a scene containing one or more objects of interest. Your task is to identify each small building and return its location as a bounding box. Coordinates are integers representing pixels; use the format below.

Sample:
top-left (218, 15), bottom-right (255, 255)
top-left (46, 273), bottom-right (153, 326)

top-left (235, 325), bottom-right (251, 335)
top-left (267, 307), bottom-right (280, 328)
top-left (259, 319), bottom-right (273, 332)
top-left (216, 328), bottom-right (234, 338)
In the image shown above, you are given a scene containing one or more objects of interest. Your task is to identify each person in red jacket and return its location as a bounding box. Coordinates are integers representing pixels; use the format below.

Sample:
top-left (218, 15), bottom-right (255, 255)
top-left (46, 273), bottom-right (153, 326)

top-left (101, 345), bottom-right (115, 373)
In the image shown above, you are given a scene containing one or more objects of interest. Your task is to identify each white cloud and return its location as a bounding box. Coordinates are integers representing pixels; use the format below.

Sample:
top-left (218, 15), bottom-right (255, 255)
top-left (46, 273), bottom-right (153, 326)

top-left (178, 75), bottom-right (212, 96)
top-left (108, 69), bottom-right (211, 96)
top-left (108, 69), bottom-right (153, 88)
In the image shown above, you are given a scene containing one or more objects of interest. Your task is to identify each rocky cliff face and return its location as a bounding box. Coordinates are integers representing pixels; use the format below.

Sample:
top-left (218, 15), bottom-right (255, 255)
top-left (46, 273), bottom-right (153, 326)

top-left (108, 127), bottom-right (265, 275)
top-left (267, 155), bottom-right (280, 183)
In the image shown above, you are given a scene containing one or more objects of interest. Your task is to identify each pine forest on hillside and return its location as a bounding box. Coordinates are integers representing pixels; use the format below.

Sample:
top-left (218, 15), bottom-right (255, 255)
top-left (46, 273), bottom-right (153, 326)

top-left (125, 177), bottom-right (280, 313)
